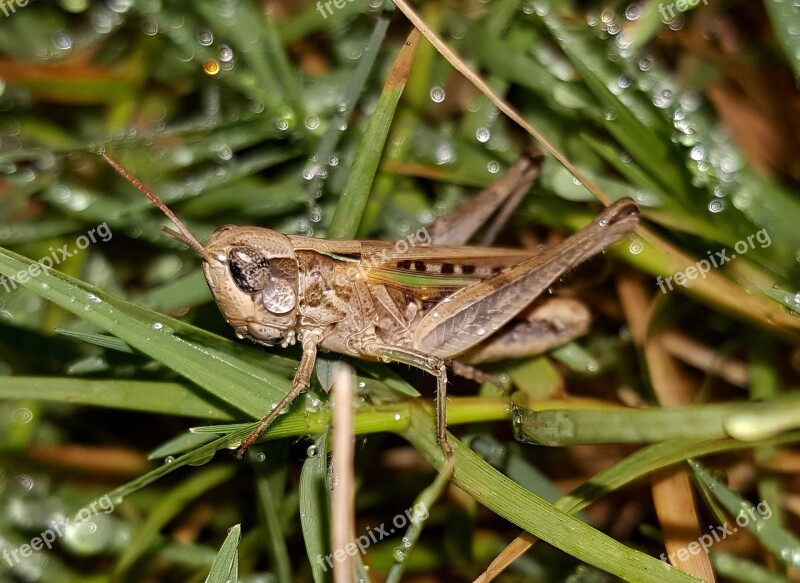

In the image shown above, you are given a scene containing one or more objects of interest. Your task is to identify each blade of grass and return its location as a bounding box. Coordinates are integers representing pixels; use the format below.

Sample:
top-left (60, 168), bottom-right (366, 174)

top-left (764, 0), bottom-right (800, 82)
top-left (538, 205), bottom-right (800, 339)
top-left (710, 551), bottom-right (793, 583)
top-left (205, 524), bottom-right (241, 583)
top-left (115, 464), bottom-right (237, 578)
top-left (251, 447), bottom-right (292, 583)
top-left (513, 392), bottom-right (800, 445)
top-left (384, 458), bottom-right (452, 583)
top-left (0, 377), bottom-right (237, 420)
top-left (400, 403), bottom-right (702, 583)
top-left (0, 246), bottom-right (293, 418)
top-left (306, 12), bottom-right (391, 206)
top-left (391, 0), bottom-right (613, 206)
top-left (689, 459), bottom-right (800, 570)
top-left (327, 28), bottom-right (420, 238)
top-left (477, 432), bottom-right (800, 581)
top-left (300, 432), bottom-right (331, 583)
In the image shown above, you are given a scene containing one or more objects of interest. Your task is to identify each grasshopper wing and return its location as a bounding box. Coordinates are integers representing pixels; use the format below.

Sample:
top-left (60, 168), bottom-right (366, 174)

top-left (411, 199), bottom-right (639, 358)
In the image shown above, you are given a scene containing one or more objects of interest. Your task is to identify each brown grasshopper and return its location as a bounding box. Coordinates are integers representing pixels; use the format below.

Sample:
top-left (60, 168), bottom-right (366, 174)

top-left (102, 151), bottom-right (638, 458)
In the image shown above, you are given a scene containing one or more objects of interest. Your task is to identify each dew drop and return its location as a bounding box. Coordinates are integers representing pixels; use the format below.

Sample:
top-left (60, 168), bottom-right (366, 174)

top-left (142, 19), bottom-right (159, 35)
top-left (653, 89), bottom-right (674, 109)
top-left (429, 86), bottom-right (445, 103)
top-left (108, 0), bottom-right (133, 12)
top-left (197, 28), bottom-right (213, 46)
top-left (624, 4), bottom-right (641, 20)
top-left (54, 33), bottom-right (73, 52)
top-left (436, 143), bottom-right (454, 164)
top-left (219, 45), bottom-right (233, 63)
top-left (203, 60), bottom-right (220, 76)
top-left (689, 145), bottom-right (707, 161)
top-left (14, 408), bottom-right (32, 424)
top-left (475, 127), bottom-right (491, 143)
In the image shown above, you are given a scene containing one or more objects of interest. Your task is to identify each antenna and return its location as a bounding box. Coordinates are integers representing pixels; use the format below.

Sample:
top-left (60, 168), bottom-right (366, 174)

top-left (101, 152), bottom-right (212, 262)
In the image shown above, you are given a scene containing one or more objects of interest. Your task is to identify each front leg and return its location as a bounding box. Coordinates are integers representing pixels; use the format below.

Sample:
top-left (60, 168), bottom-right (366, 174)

top-left (234, 332), bottom-right (321, 458)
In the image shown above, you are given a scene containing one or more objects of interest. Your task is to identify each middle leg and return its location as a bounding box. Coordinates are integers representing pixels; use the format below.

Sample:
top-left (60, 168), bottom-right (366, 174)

top-left (362, 342), bottom-right (452, 457)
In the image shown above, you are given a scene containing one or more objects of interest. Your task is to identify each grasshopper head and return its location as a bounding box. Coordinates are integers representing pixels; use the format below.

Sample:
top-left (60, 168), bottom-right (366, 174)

top-left (101, 153), bottom-right (299, 346)
top-left (203, 226), bottom-right (299, 346)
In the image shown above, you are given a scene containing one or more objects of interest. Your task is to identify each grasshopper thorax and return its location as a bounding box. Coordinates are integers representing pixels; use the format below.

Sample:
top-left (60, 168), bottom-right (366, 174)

top-left (203, 225), bottom-right (300, 346)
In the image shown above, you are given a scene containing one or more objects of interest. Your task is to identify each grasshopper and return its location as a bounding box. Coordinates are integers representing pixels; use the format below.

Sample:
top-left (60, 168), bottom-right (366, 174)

top-left (102, 151), bottom-right (638, 457)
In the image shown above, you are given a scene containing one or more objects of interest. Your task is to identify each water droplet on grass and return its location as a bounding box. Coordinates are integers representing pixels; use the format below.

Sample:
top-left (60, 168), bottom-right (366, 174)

top-left (429, 86), bottom-right (445, 103)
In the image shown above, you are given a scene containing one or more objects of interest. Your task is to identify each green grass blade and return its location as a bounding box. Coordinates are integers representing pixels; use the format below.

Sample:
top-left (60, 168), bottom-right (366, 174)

top-left (401, 404), bottom-right (702, 583)
top-left (384, 461), bottom-right (450, 583)
top-left (560, 433), bottom-right (800, 516)
top-left (327, 30), bottom-right (419, 238)
top-left (116, 465), bottom-right (237, 577)
top-left (0, 377), bottom-right (236, 420)
top-left (299, 432), bottom-right (331, 583)
top-left (0, 246), bottom-right (293, 418)
top-left (513, 392), bottom-right (800, 445)
top-left (710, 551), bottom-right (793, 583)
top-left (764, 0), bottom-right (800, 81)
top-left (690, 460), bottom-right (800, 569)
top-left (205, 524), bottom-right (241, 583)
top-left (251, 447), bottom-right (293, 583)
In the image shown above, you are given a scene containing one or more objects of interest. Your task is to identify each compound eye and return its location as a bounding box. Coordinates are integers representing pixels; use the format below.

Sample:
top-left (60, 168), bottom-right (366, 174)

top-left (228, 246), bottom-right (271, 294)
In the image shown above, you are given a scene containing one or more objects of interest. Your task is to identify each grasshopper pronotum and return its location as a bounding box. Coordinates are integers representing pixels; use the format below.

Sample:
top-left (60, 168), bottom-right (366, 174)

top-left (102, 151), bottom-right (638, 457)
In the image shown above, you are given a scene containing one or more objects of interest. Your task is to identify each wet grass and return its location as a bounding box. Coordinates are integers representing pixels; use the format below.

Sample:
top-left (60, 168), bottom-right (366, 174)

top-left (0, 1), bottom-right (799, 581)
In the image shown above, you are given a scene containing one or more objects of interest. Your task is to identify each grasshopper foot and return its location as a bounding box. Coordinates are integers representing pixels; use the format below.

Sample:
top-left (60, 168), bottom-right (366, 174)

top-left (438, 436), bottom-right (453, 459)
